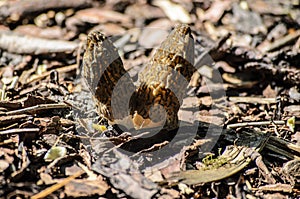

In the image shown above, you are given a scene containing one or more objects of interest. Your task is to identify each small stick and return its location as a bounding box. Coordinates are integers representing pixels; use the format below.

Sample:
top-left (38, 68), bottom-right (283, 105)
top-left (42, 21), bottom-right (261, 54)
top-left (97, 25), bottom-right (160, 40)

top-left (261, 30), bottom-right (300, 52)
top-left (5, 103), bottom-right (69, 116)
top-left (26, 64), bottom-right (78, 85)
top-left (228, 97), bottom-right (276, 104)
top-left (0, 32), bottom-right (78, 55)
top-left (30, 170), bottom-right (84, 199)
top-left (227, 120), bottom-right (285, 129)
top-left (0, 128), bottom-right (39, 135)
top-left (0, 0), bottom-right (92, 22)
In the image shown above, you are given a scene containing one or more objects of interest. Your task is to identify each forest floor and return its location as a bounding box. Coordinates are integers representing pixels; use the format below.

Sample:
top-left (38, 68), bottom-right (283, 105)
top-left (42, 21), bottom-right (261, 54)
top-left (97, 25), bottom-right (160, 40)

top-left (0, 0), bottom-right (299, 198)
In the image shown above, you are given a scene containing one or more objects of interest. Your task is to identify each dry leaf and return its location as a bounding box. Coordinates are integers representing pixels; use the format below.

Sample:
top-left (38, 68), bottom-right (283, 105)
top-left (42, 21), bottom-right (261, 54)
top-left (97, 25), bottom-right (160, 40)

top-left (153, 0), bottom-right (191, 23)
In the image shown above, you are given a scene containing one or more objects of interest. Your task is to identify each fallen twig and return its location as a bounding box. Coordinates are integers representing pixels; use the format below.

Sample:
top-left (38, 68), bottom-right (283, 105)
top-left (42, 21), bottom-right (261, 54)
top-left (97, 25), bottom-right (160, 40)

top-left (30, 170), bottom-right (85, 199)
top-left (25, 64), bottom-right (78, 85)
top-left (227, 120), bottom-right (285, 129)
top-left (259, 30), bottom-right (300, 52)
top-left (228, 96), bottom-right (276, 104)
top-left (0, 31), bottom-right (78, 55)
top-left (0, 114), bottom-right (30, 126)
top-left (0, 128), bottom-right (39, 135)
top-left (0, 0), bottom-right (92, 22)
top-left (5, 103), bottom-right (69, 116)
